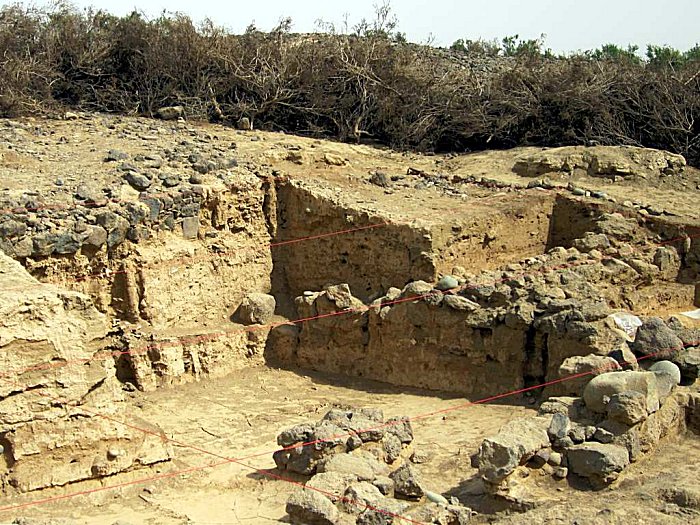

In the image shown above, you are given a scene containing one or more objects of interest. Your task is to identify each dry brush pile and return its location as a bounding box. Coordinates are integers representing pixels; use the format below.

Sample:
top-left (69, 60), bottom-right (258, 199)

top-left (1, 4), bottom-right (700, 166)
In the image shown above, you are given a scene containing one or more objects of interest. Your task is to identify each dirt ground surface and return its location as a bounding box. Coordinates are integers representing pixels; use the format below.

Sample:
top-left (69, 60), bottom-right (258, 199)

top-left (2, 114), bottom-right (699, 224)
top-left (1, 113), bottom-right (700, 525)
top-left (1, 365), bottom-right (698, 524)
top-left (0, 365), bottom-right (526, 523)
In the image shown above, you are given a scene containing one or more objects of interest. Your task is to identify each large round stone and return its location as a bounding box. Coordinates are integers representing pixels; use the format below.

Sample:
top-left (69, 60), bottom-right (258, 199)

top-left (237, 293), bottom-right (276, 325)
top-left (583, 371), bottom-right (661, 414)
top-left (649, 360), bottom-right (681, 385)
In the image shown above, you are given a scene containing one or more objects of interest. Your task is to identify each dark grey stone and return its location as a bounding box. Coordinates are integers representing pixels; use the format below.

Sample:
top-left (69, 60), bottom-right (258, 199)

top-left (118, 162), bottom-right (139, 172)
top-left (163, 213), bottom-right (175, 230)
top-left (127, 225), bottom-right (150, 243)
top-left (32, 233), bottom-right (57, 256)
top-left (548, 413), bottom-right (571, 441)
top-left (192, 162), bottom-right (211, 174)
top-left (568, 425), bottom-right (586, 444)
top-left (180, 203), bottom-right (200, 217)
top-left (357, 500), bottom-right (410, 525)
top-left (346, 434), bottom-right (363, 451)
top-left (125, 172), bottom-right (152, 191)
top-left (140, 197), bottom-right (162, 221)
top-left (83, 226), bottom-right (107, 248)
top-left (107, 228), bottom-right (127, 249)
top-left (95, 210), bottom-right (121, 230)
top-left (593, 428), bottom-right (615, 444)
top-left (631, 317), bottom-right (684, 357)
top-left (162, 174), bottom-right (181, 187)
top-left (566, 443), bottom-right (630, 487)
top-left (370, 171), bottom-right (391, 187)
top-left (277, 424), bottom-right (314, 447)
top-left (389, 464), bottom-right (424, 500)
top-left (124, 202), bottom-right (148, 225)
top-left (75, 184), bottom-right (101, 202)
top-left (54, 233), bottom-right (81, 254)
top-left (382, 434), bottom-right (402, 463)
top-left (321, 409), bottom-right (384, 443)
top-left (105, 150), bottom-right (128, 162)
top-left (385, 417), bottom-right (413, 444)
top-left (554, 436), bottom-right (575, 449)
top-left (0, 219), bottom-right (27, 238)
top-left (188, 153), bottom-right (205, 164)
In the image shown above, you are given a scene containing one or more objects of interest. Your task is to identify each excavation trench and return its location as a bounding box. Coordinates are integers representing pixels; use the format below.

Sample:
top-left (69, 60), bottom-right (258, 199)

top-left (17, 180), bottom-right (700, 396)
top-left (30, 179), bottom-right (700, 394)
top-left (7, 178), bottom-right (698, 397)
top-left (265, 187), bottom-right (700, 397)
top-left (2, 174), bottom-right (700, 494)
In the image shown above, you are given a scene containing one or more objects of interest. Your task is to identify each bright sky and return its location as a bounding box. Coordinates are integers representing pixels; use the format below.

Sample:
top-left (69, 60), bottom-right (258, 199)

top-left (28, 0), bottom-right (700, 52)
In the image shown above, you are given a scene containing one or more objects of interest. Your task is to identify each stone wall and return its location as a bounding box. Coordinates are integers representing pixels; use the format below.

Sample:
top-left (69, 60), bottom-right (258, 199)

top-left (286, 286), bottom-right (528, 397)
top-left (6, 173), bottom-right (273, 330)
top-left (266, 247), bottom-right (620, 397)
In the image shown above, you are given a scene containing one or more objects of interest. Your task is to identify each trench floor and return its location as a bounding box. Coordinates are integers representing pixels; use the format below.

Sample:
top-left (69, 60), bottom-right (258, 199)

top-left (2, 365), bottom-right (699, 524)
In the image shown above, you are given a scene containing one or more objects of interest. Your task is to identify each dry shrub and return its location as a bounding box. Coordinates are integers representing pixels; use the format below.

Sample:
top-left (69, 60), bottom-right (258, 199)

top-left (1, 4), bottom-right (699, 167)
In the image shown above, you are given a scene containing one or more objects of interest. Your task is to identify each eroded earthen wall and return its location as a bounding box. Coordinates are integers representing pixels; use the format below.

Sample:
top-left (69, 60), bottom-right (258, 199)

top-left (0, 254), bottom-right (172, 493)
top-left (280, 298), bottom-right (528, 397)
top-left (431, 193), bottom-right (556, 275)
top-left (272, 181), bottom-right (436, 302)
top-left (21, 174), bottom-right (273, 330)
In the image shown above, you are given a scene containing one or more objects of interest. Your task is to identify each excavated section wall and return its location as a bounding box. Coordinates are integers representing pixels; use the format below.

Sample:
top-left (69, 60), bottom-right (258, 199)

top-left (272, 300), bottom-right (530, 397)
top-left (268, 284), bottom-right (634, 398)
top-left (22, 175), bottom-right (272, 330)
top-left (0, 254), bottom-right (172, 493)
top-left (430, 193), bottom-right (556, 277)
top-left (273, 181), bottom-right (558, 303)
top-left (272, 181), bottom-right (435, 303)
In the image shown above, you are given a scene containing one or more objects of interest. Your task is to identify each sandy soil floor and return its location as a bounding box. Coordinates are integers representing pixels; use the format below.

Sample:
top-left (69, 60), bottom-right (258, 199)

top-left (1, 364), bottom-right (698, 524)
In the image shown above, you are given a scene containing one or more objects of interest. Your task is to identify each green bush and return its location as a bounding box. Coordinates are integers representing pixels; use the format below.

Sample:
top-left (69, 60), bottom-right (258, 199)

top-left (587, 44), bottom-right (642, 64)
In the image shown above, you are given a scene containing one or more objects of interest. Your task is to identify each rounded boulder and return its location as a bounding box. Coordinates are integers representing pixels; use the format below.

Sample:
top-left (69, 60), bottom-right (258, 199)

top-left (237, 293), bottom-right (276, 324)
top-left (649, 360), bottom-right (682, 386)
top-left (583, 371), bottom-right (661, 414)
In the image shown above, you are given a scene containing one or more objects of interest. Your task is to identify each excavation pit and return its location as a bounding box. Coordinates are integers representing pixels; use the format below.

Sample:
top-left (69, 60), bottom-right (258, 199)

top-left (1, 115), bottom-right (699, 523)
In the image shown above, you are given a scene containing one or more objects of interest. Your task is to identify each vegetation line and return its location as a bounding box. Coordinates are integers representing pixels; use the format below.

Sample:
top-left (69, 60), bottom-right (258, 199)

top-left (1, 3), bottom-right (699, 167)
